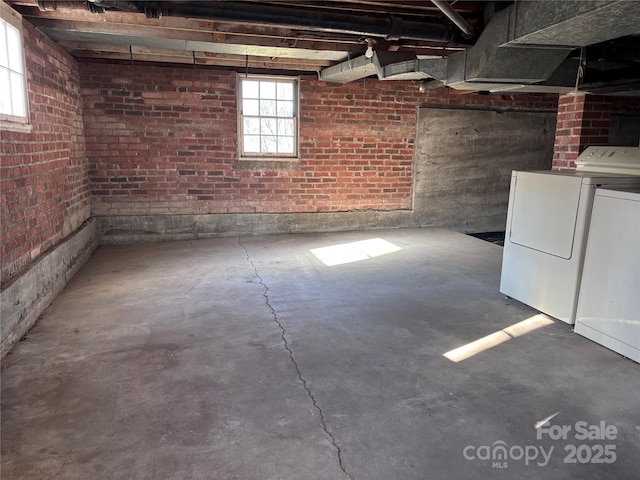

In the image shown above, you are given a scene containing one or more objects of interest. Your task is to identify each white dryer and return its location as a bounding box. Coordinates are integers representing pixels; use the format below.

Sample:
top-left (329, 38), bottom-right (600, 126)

top-left (499, 146), bottom-right (640, 324)
top-left (574, 187), bottom-right (640, 362)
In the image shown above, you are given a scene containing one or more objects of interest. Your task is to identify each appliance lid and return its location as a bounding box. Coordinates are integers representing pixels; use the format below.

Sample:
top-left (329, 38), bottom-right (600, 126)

top-left (595, 187), bottom-right (640, 201)
top-left (575, 146), bottom-right (640, 175)
top-left (509, 172), bottom-right (583, 260)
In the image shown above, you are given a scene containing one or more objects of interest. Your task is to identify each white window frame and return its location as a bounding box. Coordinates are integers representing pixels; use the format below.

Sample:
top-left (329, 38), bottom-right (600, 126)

top-left (237, 74), bottom-right (299, 161)
top-left (0, 0), bottom-right (29, 130)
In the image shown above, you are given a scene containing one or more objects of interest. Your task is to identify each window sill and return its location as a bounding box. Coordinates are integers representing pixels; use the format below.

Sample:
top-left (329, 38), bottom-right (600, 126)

top-left (0, 119), bottom-right (32, 133)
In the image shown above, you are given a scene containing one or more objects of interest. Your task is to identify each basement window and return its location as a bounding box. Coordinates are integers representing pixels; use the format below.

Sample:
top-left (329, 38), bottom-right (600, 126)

top-left (0, 1), bottom-right (28, 128)
top-left (238, 74), bottom-right (299, 160)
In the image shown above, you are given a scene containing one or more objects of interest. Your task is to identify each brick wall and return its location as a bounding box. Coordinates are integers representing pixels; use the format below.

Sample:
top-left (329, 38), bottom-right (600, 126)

top-left (80, 62), bottom-right (557, 217)
top-left (552, 93), bottom-right (612, 169)
top-left (0, 22), bottom-right (90, 287)
top-left (552, 94), bottom-right (640, 170)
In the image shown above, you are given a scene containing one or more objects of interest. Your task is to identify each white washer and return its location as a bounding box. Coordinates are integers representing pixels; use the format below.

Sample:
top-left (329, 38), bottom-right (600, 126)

top-left (574, 187), bottom-right (640, 362)
top-left (499, 146), bottom-right (640, 324)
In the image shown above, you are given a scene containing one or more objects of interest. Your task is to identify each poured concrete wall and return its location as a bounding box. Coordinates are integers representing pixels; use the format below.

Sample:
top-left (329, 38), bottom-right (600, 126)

top-left (609, 114), bottom-right (640, 146)
top-left (413, 105), bottom-right (556, 233)
top-left (1, 219), bottom-right (97, 358)
top-left (97, 211), bottom-right (414, 244)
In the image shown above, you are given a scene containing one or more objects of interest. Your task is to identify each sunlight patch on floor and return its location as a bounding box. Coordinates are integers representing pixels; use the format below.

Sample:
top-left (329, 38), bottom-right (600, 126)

top-left (310, 238), bottom-right (402, 266)
top-left (444, 314), bottom-right (555, 362)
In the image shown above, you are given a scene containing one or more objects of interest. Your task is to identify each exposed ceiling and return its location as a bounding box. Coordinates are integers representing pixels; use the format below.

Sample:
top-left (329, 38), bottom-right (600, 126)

top-left (6, 0), bottom-right (640, 95)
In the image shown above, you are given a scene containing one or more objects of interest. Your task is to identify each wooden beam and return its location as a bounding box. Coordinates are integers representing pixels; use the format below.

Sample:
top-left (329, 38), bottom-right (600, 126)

top-left (15, 1), bottom-right (472, 69)
top-left (17, 6), bottom-right (363, 49)
top-left (280, 0), bottom-right (482, 16)
top-left (30, 19), bottom-right (352, 60)
top-left (321, 0), bottom-right (483, 14)
top-left (255, 0), bottom-right (444, 19)
top-left (72, 51), bottom-right (326, 71)
top-left (66, 45), bottom-right (331, 71)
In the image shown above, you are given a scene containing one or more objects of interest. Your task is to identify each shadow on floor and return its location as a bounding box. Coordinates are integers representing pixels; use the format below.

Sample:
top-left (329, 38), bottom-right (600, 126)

top-left (468, 231), bottom-right (505, 246)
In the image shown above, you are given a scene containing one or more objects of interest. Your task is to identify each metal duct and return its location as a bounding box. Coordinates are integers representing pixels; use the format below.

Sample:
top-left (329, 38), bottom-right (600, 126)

top-left (442, 7), bottom-right (574, 86)
top-left (375, 4), bottom-right (576, 87)
top-left (433, 0), bottom-right (640, 91)
top-left (318, 55), bottom-right (378, 84)
top-left (323, 0), bottom-right (640, 94)
top-left (373, 51), bottom-right (427, 81)
top-left (318, 51), bottom-right (431, 83)
top-left (508, 0), bottom-right (640, 47)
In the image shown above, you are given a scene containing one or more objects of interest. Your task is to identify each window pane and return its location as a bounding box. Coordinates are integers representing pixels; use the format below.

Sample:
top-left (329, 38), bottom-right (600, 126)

top-left (243, 98), bottom-right (259, 116)
top-left (260, 99), bottom-right (276, 116)
top-left (239, 76), bottom-right (298, 158)
top-left (244, 135), bottom-right (260, 152)
top-left (10, 71), bottom-right (25, 117)
top-left (242, 80), bottom-right (259, 98)
top-left (260, 81), bottom-right (276, 99)
top-left (243, 117), bottom-right (260, 135)
top-left (0, 22), bottom-right (8, 68)
top-left (277, 100), bottom-right (293, 117)
top-left (278, 118), bottom-right (294, 136)
top-left (261, 118), bottom-right (277, 135)
top-left (6, 24), bottom-right (22, 73)
top-left (278, 136), bottom-right (294, 154)
top-left (0, 68), bottom-right (10, 114)
top-left (261, 135), bottom-right (277, 153)
top-left (277, 82), bottom-right (293, 100)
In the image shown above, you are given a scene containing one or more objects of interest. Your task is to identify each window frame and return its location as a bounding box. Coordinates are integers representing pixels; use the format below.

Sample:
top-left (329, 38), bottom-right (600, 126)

top-left (237, 73), bottom-right (300, 161)
top-left (0, 0), bottom-right (29, 130)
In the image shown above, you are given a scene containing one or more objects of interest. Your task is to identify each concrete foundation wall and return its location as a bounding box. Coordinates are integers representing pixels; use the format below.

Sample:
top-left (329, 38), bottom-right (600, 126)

top-left (97, 211), bottom-right (415, 244)
top-left (413, 106), bottom-right (556, 233)
top-left (609, 114), bottom-right (640, 146)
top-left (610, 97), bottom-right (640, 148)
top-left (1, 219), bottom-right (97, 358)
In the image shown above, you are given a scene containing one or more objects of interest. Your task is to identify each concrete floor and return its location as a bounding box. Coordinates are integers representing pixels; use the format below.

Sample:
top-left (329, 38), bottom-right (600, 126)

top-left (2, 228), bottom-right (639, 480)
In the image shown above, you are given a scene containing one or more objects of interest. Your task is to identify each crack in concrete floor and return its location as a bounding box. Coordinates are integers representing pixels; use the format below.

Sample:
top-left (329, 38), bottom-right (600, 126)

top-left (238, 237), bottom-right (355, 480)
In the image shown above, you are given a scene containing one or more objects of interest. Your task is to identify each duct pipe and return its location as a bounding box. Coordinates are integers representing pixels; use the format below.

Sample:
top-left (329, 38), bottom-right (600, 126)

top-left (431, 0), bottom-right (474, 39)
top-left (36, 1), bottom-right (144, 14)
top-left (85, 1), bottom-right (142, 13)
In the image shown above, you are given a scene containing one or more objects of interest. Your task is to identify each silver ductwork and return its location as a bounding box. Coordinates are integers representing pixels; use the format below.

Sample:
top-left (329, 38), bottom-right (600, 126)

top-left (428, 5), bottom-right (574, 90)
top-left (321, 0), bottom-right (640, 95)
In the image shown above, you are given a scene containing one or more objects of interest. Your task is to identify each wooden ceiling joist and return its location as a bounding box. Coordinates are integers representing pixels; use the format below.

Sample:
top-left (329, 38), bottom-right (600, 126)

top-left (60, 40), bottom-right (332, 72)
top-left (7, 0), bottom-right (482, 70)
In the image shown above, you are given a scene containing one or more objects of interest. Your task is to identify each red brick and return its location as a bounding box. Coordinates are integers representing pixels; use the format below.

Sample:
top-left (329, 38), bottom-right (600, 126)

top-left (552, 93), bottom-right (615, 170)
top-left (79, 60), bottom-right (559, 218)
top-left (1, 22), bottom-right (90, 286)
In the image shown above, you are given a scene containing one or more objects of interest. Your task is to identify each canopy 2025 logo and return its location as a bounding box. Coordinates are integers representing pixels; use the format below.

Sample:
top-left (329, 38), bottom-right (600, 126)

top-left (463, 420), bottom-right (618, 469)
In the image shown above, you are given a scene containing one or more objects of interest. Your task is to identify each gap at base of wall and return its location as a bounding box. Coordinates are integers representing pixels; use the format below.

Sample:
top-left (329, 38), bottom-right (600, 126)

top-left (468, 231), bottom-right (505, 247)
